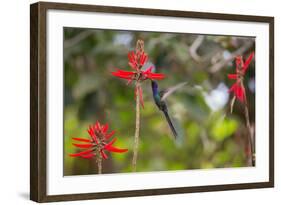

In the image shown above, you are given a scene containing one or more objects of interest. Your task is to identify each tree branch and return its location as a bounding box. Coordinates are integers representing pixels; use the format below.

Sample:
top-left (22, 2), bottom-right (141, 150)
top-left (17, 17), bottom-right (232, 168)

top-left (189, 35), bottom-right (205, 62)
top-left (209, 40), bottom-right (254, 73)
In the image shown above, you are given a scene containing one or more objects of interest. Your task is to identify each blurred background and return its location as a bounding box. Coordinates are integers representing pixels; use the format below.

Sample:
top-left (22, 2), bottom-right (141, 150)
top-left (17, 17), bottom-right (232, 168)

top-left (63, 28), bottom-right (255, 176)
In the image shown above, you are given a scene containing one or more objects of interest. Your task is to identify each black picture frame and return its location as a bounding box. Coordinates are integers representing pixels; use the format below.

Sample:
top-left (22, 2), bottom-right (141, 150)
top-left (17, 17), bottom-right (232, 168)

top-left (30, 1), bottom-right (274, 202)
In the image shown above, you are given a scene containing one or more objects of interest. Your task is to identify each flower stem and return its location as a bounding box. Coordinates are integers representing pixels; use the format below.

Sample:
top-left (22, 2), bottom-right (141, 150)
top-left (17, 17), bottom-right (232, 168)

top-left (97, 153), bottom-right (102, 174)
top-left (230, 96), bottom-right (236, 114)
top-left (132, 83), bottom-right (141, 172)
top-left (244, 104), bottom-right (255, 166)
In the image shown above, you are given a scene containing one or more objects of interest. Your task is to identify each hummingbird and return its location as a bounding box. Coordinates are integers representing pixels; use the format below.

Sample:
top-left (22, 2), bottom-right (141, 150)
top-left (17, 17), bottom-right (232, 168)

top-left (151, 80), bottom-right (187, 139)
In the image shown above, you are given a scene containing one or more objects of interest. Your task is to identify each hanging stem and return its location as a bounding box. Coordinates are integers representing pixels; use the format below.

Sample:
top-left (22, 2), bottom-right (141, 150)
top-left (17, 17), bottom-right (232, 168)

top-left (230, 96), bottom-right (236, 114)
top-left (244, 104), bottom-right (255, 166)
top-left (132, 83), bottom-right (141, 172)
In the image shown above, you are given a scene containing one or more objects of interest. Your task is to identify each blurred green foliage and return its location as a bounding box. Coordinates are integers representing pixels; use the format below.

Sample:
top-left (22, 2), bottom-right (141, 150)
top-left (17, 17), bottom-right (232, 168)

top-left (63, 28), bottom-right (255, 175)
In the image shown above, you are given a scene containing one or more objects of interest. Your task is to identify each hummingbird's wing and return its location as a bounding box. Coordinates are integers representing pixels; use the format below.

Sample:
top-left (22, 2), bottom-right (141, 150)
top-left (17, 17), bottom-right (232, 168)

top-left (160, 82), bottom-right (187, 101)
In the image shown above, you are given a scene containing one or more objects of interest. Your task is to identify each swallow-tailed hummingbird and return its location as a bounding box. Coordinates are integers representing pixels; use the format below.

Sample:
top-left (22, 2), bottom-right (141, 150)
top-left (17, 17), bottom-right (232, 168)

top-left (151, 80), bottom-right (187, 139)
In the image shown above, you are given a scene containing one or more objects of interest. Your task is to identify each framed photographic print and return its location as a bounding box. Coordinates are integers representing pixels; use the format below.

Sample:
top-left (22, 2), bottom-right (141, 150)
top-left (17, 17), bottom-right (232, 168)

top-left (30, 1), bottom-right (274, 202)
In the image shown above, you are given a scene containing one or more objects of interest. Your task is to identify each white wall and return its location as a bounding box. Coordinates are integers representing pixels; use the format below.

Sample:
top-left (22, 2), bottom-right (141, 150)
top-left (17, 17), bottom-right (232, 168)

top-left (0, 0), bottom-right (279, 204)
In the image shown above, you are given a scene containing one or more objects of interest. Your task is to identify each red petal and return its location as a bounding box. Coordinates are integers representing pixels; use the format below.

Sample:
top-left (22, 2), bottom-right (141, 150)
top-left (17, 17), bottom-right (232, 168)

top-left (115, 69), bottom-right (135, 75)
top-left (80, 153), bottom-right (95, 159)
top-left (88, 126), bottom-right (98, 144)
top-left (128, 51), bottom-right (138, 70)
top-left (72, 143), bottom-right (93, 148)
top-left (228, 74), bottom-right (238, 79)
top-left (95, 121), bottom-right (100, 130)
top-left (236, 86), bottom-right (245, 102)
top-left (229, 83), bottom-right (236, 93)
top-left (235, 56), bottom-right (243, 72)
top-left (128, 51), bottom-right (136, 63)
top-left (105, 130), bottom-right (115, 139)
top-left (229, 83), bottom-right (245, 102)
top-left (100, 150), bottom-right (108, 159)
top-left (87, 126), bottom-right (94, 137)
top-left (146, 73), bottom-right (165, 79)
top-left (102, 123), bottom-right (109, 133)
top-left (69, 149), bottom-right (93, 157)
top-left (105, 145), bottom-right (128, 153)
top-left (139, 52), bottom-right (148, 66)
top-left (112, 72), bottom-right (133, 80)
top-left (72, 137), bottom-right (92, 143)
top-left (104, 138), bottom-right (117, 148)
top-left (243, 52), bottom-right (254, 72)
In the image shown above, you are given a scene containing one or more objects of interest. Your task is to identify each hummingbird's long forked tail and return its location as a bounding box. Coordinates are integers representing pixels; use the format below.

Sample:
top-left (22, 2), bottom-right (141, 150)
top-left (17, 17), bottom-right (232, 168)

top-left (163, 110), bottom-right (177, 139)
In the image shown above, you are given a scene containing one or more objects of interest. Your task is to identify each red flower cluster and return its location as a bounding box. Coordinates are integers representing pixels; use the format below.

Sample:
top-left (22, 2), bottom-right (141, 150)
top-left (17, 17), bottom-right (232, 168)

top-left (228, 52), bottom-right (254, 102)
top-left (112, 41), bottom-right (165, 108)
top-left (69, 121), bottom-right (128, 159)
top-left (112, 51), bottom-right (165, 83)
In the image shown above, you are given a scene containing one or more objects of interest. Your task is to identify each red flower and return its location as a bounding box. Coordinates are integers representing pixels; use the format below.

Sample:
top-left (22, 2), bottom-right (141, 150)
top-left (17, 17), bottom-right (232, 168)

top-left (112, 51), bottom-right (165, 83)
top-left (69, 121), bottom-right (128, 159)
top-left (228, 52), bottom-right (254, 103)
top-left (112, 41), bottom-right (165, 108)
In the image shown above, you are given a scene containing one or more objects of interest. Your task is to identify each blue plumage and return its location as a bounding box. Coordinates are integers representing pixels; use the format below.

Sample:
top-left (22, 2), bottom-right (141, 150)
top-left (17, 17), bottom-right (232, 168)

top-left (151, 80), bottom-right (178, 139)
